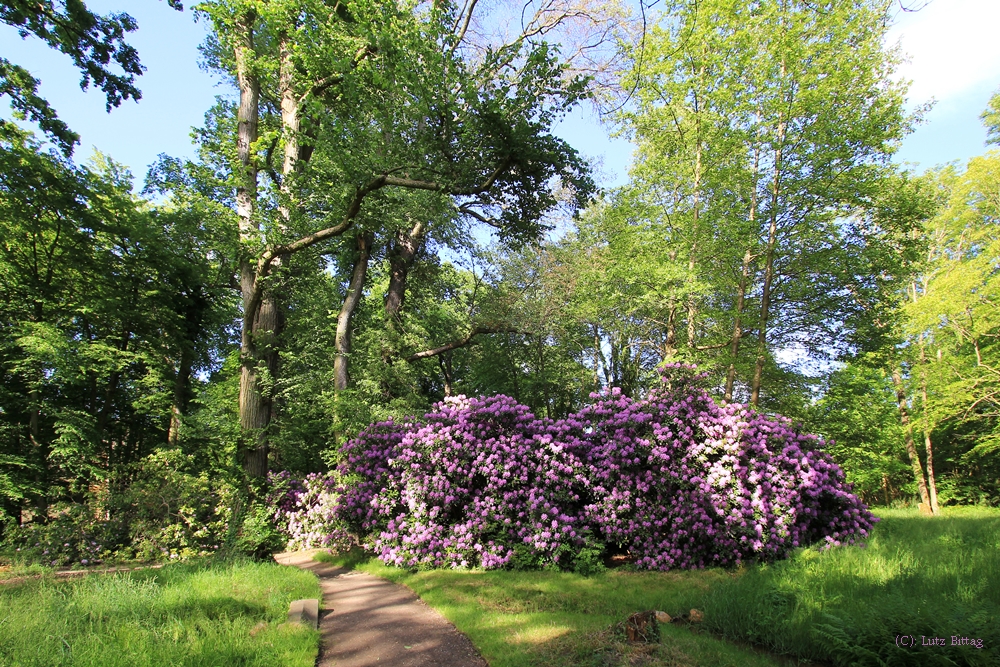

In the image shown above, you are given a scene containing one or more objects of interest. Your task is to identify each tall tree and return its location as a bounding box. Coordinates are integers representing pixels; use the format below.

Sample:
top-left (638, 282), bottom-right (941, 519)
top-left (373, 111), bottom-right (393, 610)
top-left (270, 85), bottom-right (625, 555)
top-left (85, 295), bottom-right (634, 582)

top-left (194, 0), bottom-right (593, 477)
top-left (0, 127), bottom-right (227, 522)
top-left (613, 0), bottom-right (915, 407)
top-left (895, 153), bottom-right (1000, 508)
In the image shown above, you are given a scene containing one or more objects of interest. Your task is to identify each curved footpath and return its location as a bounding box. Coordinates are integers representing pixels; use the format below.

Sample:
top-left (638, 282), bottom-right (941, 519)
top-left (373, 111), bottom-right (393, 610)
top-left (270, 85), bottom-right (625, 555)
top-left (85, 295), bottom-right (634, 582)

top-left (274, 550), bottom-right (487, 667)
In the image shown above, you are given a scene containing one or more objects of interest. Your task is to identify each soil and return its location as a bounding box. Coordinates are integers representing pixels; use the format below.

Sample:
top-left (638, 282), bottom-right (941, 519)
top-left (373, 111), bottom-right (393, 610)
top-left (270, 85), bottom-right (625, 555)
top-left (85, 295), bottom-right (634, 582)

top-left (275, 550), bottom-right (488, 667)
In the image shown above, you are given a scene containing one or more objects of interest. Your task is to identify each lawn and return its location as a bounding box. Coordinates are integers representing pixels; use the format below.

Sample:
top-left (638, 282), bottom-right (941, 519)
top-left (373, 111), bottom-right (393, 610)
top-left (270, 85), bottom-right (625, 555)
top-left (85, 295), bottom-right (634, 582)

top-left (0, 559), bottom-right (321, 667)
top-left (320, 507), bottom-right (1000, 667)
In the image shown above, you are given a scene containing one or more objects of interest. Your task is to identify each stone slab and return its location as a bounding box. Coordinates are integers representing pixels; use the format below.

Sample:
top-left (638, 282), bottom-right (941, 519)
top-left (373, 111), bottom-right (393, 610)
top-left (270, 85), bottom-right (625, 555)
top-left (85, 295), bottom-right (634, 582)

top-left (288, 598), bottom-right (320, 630)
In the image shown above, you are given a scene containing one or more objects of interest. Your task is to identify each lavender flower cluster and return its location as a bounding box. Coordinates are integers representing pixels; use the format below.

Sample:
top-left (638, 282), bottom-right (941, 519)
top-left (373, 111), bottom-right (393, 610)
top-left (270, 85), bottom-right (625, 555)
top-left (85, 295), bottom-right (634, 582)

top-left (328, 365), bottom-right (876, 570)
top-left (338, 395), bottom-right (596, 569)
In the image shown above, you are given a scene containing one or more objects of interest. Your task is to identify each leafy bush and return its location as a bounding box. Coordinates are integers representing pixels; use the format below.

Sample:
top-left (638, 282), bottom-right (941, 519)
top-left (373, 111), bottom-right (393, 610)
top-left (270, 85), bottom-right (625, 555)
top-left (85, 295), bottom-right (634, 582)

top-left (111, 450), bottom-right (230, 561)
top-left (334, 364), bottom-right (876, 570)
top-left (2, 503), bottom-right (113, 567)
top-left (2, 450), bottom-right (232, 565)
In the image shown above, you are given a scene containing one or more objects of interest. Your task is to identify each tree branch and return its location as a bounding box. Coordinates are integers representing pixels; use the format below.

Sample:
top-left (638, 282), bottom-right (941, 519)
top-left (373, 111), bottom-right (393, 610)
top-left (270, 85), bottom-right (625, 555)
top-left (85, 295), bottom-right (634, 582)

top-left (243, 157), bottom-right (511, 332)
top-left (457, 204), bottom-right (496, 227)
top-left (695, 330), bottom-right (754, 351)
top-left (264, 135), bottom-right (282, 187)
top-left (301, 45), bottom-right (378, 104)
top-left (404, 326), bottom-right (524, 362)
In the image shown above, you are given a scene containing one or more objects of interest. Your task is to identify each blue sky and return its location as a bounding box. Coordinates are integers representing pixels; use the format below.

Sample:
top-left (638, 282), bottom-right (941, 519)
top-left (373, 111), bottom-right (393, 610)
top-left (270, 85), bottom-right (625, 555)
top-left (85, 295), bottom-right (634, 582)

top-left (2, 0), bottom-right (999, 189)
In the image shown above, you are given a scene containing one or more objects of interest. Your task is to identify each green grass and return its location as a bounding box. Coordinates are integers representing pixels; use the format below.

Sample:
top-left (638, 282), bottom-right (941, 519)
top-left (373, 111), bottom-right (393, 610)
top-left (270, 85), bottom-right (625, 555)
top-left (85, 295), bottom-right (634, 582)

top-left (0, 559), bottom-right (321, 667)
top-left (702, 507), bottom-right (1000, 667)
top-left (318, 507), bottom-right (1000, 667)
top-left (0, 562), bottom-right (52, 581)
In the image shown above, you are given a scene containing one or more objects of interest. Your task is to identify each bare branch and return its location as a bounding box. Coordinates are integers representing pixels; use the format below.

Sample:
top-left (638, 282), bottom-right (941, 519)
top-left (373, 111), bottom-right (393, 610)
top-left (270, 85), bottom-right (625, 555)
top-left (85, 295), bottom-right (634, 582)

top-left (404, 326), bottom-right (526, 362)
top-left (457, 204), bottom-right (496, 227)
top-left (454, 0), bottom-right (481, 44)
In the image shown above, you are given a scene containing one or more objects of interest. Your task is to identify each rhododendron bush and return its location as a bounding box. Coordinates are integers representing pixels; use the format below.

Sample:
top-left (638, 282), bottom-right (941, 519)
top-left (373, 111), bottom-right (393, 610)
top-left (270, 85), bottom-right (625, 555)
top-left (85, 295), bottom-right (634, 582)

top-left (276, 366), bottom-right (876, 570)
top-left (268, 471), bottom-right (353, 553)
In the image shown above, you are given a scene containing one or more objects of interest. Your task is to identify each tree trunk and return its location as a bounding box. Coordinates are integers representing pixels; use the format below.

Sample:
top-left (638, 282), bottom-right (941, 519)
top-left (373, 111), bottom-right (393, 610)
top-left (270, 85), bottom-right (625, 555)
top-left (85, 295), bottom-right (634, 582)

top-left (95, 329), bottom-right (131, 440)
top-left (891, 367), bottom-right (932, 509)
top-left (233, 10), bottom-right (271, 478)
top-left (384, 220), bottom-right (426, 323)
top-left (28, 382), bottom-right (47, 522)
top-left (334, 232), bottom-right (373, 392)
top-left (724, 247), bottom-right (753, 402)
top-left (665, 250), bottom-right (678, 357)
top-left (750, 94), bottom-right (786, 407)
top-left (592, 325), bottom-right (601, 390)
top-left (279, 34), bottom-right (300, 186)
top-left (167, 344), bottom-right (193, 447)
top-left (439, 353), bottom-right (454, 397)
top-left (918, 335), bottom-right (940, 514)
top-left (239, 294), bottom-right (282, 478)
top-left (724, 139), bottom-right (760, 402)
top-left (686, 63), bottom-right (705, 352)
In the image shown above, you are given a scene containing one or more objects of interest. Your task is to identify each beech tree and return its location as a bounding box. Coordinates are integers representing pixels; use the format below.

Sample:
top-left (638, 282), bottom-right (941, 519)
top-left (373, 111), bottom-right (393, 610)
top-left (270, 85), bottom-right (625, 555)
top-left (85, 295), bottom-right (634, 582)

top-left (892, 152), bottom-right (1000, 511)
top-left (609, 0), bottom-right (916, 407)
top-left (194, 0), bottom-right (593, 477)
top-left (0, 127), bottom-right (228, 523)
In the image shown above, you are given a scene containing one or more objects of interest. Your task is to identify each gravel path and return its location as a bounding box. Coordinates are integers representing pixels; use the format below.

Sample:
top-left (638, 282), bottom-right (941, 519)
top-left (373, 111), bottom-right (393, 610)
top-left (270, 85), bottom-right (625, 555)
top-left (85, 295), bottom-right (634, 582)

top-left (274, 550), bottom-right (488, 667)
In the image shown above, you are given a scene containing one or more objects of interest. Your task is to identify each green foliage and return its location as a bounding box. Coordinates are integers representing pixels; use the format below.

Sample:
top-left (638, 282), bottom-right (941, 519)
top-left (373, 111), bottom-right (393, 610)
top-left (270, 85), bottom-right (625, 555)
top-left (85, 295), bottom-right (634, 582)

top-left (568, 546), bottom-right (607, 577)
top-left (605, 0), bottom-right (918, 405)
top-left (808, 361), bottom-right (914, 504)
top-left (1, 450), bottom-right (236, 565)
top-left (0, 560), bottom-right (320, 667)
top-left (0, 127), bottom-right (234, 526)
top-left (1, 0), bottom-right (182, 153)
top-left (982, 88), bottom-right (1000, 147)
top-left (2, 502), bottom-right (113, 567)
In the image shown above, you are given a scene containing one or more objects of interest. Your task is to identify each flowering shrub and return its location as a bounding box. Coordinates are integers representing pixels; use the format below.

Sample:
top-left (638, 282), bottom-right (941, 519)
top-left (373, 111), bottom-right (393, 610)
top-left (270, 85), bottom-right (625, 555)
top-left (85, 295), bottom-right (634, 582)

top-left (337, 395), bottom-right (599, 570)
top-left (330, 364), bottom-right (876, 571)
top-left (268, 470), bottom-right (353, 552)
top-left (576, 369), bottom-right (874, 569)
top-left (2, 503), bottom-right (115, 567)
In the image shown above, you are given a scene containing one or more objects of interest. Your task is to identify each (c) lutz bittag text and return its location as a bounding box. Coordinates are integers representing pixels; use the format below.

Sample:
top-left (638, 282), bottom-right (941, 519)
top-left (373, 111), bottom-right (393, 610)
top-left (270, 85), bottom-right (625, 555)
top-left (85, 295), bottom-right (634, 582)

top-left (895, 635), bottom-right (984, 649)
